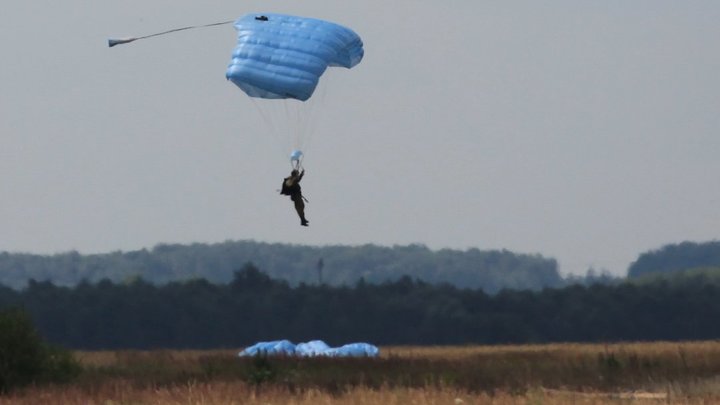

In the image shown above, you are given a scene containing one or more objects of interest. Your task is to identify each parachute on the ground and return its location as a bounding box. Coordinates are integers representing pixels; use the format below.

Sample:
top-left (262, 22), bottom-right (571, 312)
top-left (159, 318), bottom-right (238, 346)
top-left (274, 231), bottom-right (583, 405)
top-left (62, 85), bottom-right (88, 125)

top-left (225, 13), bottom-right (364, 101)
top-left (238, 339), bottom-right (379, 358)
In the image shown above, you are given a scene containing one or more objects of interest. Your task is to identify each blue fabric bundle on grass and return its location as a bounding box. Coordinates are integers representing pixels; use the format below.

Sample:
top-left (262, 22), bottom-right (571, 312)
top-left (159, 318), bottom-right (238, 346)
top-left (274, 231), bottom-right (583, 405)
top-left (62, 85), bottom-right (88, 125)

top-left (239, 339), bottom-right (379, 357)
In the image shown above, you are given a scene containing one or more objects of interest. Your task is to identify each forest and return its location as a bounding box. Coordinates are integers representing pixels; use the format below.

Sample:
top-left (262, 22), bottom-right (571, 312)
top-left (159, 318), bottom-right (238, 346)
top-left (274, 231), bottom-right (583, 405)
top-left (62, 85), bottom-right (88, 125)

top-left (2, 262), bottom-right (720, 350)
top-left (1, 240), bottom-right (719, 350)
top-left (628, 240), bottom-right (720, 278)
top-left (2, 240), bottom-right (719, 294)
top-left (0, 241), bottom-right (568, 292)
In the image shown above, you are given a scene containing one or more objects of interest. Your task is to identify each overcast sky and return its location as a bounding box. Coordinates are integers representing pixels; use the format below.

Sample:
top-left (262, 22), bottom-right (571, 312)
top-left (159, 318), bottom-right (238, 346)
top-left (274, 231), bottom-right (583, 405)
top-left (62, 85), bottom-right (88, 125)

top-left (1, 1), bottom-right (718, 276)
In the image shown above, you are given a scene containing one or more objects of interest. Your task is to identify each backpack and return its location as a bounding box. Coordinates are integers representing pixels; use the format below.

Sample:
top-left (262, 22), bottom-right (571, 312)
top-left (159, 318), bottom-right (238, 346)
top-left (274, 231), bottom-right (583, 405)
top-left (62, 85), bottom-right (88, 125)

top-left (280, 179), bottom-right (292, 195)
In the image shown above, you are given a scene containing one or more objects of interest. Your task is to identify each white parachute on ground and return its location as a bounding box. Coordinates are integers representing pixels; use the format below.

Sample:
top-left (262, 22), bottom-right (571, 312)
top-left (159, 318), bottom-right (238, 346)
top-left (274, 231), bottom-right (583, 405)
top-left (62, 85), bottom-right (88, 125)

top-left (238, 339), bottom-right (379, 357)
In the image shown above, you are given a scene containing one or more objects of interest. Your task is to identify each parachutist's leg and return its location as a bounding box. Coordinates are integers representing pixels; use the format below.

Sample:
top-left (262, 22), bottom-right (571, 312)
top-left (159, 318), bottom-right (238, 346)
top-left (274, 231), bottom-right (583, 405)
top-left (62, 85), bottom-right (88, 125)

top-left (293, 196), bottom-right (308, 226)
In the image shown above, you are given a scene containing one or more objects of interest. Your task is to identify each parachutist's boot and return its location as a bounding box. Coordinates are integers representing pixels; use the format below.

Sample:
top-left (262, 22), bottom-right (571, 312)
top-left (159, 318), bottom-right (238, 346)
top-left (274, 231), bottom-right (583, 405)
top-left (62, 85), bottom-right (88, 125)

top-left (301, 218), bottom-right (309, 226)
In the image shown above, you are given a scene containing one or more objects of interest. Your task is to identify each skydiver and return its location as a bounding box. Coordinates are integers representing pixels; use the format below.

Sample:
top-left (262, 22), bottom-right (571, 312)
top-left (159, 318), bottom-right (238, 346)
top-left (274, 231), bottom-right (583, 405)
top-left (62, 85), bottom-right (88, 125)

top-left (281, 169), bottom-right (309, 226)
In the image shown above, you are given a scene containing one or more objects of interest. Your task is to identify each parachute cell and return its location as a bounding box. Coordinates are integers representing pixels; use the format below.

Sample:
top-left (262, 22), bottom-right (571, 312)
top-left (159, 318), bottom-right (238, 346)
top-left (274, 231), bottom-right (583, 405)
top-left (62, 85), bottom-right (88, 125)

top-left (225, 13), bottom-right (364, 101)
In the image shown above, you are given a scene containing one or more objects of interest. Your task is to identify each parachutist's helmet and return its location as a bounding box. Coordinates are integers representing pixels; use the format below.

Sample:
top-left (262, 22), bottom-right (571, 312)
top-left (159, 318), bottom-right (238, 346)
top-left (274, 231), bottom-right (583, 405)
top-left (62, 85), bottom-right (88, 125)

top-left (291, 170), bottom-right (299, 176)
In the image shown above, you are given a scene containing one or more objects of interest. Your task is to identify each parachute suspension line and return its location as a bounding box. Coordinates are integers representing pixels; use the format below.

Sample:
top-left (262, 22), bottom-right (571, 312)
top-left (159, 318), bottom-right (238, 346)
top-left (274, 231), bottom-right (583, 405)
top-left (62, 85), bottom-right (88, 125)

top-left (282, 74), bottom-right (331, 163)
top-left (282, 99), bottom-right (310, 160)
top-left (297, 71), bottom-right (333, 158)
top-left (282, 99), bottom-right (299, 151)
top-left (249, 98), bottom-right (288, 162)
top-left (291, 154), bottom-right (304, 171)
top-left (108, 20), bottom-right (234, 47)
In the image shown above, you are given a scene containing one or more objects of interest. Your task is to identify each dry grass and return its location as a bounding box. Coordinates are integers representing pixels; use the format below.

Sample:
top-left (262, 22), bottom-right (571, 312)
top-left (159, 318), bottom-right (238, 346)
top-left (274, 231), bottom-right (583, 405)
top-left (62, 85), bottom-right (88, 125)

top-left (5, 381), bottom-right (718, 405)
top-left (4, 342), bottom-right (720, 404)
top-left (383, 341), bottom-right (720, 359)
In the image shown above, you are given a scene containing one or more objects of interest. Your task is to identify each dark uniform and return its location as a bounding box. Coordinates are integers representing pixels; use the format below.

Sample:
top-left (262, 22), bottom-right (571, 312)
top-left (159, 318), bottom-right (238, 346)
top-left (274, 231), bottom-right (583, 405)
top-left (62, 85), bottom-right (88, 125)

top-left (281, 169), bottom-right (308, 226)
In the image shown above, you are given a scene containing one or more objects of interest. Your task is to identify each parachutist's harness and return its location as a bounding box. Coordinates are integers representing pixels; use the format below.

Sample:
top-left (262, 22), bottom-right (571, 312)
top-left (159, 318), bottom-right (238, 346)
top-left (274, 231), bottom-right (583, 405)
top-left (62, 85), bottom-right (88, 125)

top-left (280, 173), bottom-right (308, 203)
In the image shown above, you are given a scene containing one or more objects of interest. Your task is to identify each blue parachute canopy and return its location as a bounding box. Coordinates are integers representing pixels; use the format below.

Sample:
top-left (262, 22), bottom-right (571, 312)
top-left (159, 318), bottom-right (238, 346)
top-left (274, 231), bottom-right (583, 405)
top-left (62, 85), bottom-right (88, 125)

top-left (226, 13), bottom-right (364, 101)
top-left (239, 340), bottom-right (297, 356)
top-left (239, 339), bottom-right (379, 358)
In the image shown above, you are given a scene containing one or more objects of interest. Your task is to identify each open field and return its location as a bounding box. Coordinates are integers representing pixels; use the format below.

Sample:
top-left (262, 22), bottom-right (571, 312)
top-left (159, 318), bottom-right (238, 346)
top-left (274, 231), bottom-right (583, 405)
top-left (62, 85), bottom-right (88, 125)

top-left (3, 341), bottom-right (720, 404)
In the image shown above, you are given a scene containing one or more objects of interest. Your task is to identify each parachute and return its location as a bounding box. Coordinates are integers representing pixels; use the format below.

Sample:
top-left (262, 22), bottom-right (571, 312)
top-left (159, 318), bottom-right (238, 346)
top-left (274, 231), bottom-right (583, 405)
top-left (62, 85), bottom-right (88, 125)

top-left (225, 13), bottom-right (364, 101)
top-left (238, 339), bottom-right (379, 358)
top-left (225, 13), bottom-right (364, 166)
top-left (109, 13), bottom-right (364, 167)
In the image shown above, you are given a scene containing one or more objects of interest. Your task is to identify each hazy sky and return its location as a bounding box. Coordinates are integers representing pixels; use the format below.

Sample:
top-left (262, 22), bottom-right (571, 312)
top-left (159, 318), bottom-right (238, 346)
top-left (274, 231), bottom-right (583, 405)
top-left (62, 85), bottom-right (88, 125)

top-left (2, 1), bottom-right (719, 276)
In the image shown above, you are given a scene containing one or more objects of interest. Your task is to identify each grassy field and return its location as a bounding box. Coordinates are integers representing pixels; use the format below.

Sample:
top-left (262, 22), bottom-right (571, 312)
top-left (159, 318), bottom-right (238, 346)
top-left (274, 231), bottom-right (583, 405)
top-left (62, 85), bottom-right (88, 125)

top-left (3, 341), bottom-right (720, 404)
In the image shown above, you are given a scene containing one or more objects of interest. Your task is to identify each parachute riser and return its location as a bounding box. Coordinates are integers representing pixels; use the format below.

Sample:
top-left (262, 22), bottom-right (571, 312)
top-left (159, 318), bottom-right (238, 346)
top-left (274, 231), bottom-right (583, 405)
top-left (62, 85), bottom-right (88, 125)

top-left (290, 149), bottom-right (304, 171)
top-left (292, 157), bottom-right (304, 171)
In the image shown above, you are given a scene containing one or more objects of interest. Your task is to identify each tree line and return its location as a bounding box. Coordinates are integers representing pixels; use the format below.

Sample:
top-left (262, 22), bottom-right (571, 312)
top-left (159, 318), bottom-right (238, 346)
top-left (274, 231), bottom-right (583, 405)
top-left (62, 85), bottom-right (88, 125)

top-left (628, 240), bottom-right (720, 278)
top-left (2, 240), bottom-right (720, 295)
top-left (0, 241), bottom-right (566, 293)
top-left (2, 263), bottom-right (719, 350)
